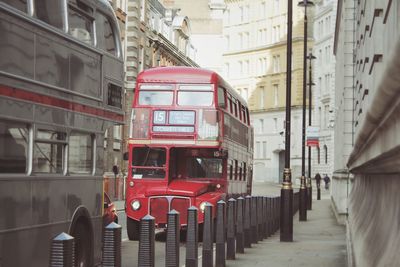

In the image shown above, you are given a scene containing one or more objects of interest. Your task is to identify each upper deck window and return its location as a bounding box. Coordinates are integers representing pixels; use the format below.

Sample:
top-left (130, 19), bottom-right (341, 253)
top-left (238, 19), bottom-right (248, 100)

top-left (217, 87), bottom-right (226, 108)
top-left (1, 0), bottom-right (27, 13)
top-left (178, 84), bottom-right (214, 107)
top-left (138, 91), bottom-right (173, 106)
top-left (138, 84), bottom-right (173, 106)
top-left (68, 3), bottom-right (93, 44)
top-left (95, 12), bottom-right (116, 55)
top-left (34, 0), bottom-right (64, 29)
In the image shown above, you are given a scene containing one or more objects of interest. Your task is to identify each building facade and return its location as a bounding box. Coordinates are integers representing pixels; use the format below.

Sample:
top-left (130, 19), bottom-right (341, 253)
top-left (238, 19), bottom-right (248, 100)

top-left (223, 0), bottom-right (313, 183)
top-left (162, 0), bottom-right (226, 73)
top-left (311, 0), bottom-right (336, 178)
top-left (334, 0), bottom-right (400, 266)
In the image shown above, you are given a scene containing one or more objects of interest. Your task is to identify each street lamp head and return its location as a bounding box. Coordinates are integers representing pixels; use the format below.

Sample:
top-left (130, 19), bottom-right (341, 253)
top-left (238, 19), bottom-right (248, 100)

top-left (298, 0), bottom-right (314, 7)
top-left (307, 82), bottom-right (316, 86)
top-left (307, 54), bottom-right (317, 60)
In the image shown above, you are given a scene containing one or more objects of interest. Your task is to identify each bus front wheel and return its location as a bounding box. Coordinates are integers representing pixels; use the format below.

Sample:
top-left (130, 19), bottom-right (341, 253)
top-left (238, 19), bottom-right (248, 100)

top-left (71, 221), bottom-right (92, 267)
top-left (127, 217), bottom-right (140, 241)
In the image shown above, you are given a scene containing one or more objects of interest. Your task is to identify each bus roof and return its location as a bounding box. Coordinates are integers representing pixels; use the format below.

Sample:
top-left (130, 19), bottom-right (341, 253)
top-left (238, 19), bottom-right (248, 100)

top-left (137, 66), bottom-right (248, 106)
top-left (137, 66), bottom-right (219, 84)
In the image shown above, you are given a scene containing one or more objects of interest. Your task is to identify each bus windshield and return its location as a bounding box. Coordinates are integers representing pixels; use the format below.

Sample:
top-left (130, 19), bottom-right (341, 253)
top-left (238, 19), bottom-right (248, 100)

top-left (132, 147), bottom-right (166, 178)
top-left (187, 157), bottom-right (223, 178)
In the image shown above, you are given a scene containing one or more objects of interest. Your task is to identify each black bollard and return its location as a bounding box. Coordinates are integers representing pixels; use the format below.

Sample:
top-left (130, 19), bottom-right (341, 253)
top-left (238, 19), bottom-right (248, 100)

top-left (166, 210), bottom-right (180, 267)
top-left (50, 232), bottom-right (74, 267)
top-left (251, 196), bottom-right (258, 244)
top-left (262, 197), bottom-right (268, 239)
top-left (244, 195), bottom-right (252, 248)
top-left (227, 198), bottom-right (236, 260)
top-left (266, 197), bottom-right (271, 237)
top-left (202, 203), bottom-right (214, 267)
top-left (272, 197), bottom-right (276, 233)
top-left (257, 197), bottom-right (263, 241)
top-left (138, 215), bottom-right (155, 267)
top-left (102, 222), bottom-right (122, 267)
top-left (186, 206), bottom-right (198, 267)
top-left (236, 197), bottom-right (245, 253)
top-left (317, 187), bottom-right (321, 200)
top-left (216, 200), bottom-right (226, 267)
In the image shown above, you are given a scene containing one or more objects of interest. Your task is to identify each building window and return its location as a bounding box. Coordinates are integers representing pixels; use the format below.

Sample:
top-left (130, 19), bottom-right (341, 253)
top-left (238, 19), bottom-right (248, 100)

top-left (243, 88), bottom-right (248, 100)
top-left (262, 141), bottom-right (267, 158)
top-left (255, 141), bottom-right (261, 158)
top-left (260, 86), bottom-right (265, 108)
top-left (260, 2), bottom-right (266, 18)
top-left (273, 84), bottom-right (279, 107)
top-left (224, 63), bottom-right (230, 78)
top-left (140, 0), bottom-right (145, 22)
top-left (273, 55), bottom-right (280, 73)
top-left (273, 118), bottom-right (278, 132)
top-left (324, 145), bottom-right (328, 164)
top-left (260, 119), bottom-right (264, 133)
top-left (274, 0), bottom-right (279, 14)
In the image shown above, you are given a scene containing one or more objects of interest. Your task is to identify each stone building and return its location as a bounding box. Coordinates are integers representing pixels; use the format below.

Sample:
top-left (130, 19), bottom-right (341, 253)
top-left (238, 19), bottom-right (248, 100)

top-left (334, 0), bottom-right (400, 266)
top-left (104, 0), bottom-right (198, 198)
top-left (223, 0), bottom-right (313, 183)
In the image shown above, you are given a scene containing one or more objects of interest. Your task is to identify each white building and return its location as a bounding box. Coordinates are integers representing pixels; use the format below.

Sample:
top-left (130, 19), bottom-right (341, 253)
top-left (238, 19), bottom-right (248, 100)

top-left (223, 0), bottom-right (312, 183)
top-left (312, 0), bottom-right (336, 178)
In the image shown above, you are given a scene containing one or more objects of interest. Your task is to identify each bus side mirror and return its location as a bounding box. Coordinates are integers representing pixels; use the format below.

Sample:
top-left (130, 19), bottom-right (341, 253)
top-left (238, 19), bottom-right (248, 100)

top-left (123, 152), bottom-right (129, 161)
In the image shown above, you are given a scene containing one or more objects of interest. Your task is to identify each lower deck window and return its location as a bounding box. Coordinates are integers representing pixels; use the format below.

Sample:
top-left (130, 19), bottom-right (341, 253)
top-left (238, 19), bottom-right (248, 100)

top-left (0, 120), bottom-right (28, 173)
top-left (33, 130), bottom-right (66, 173)
top-left (69, 133), bottom-right (93, 174)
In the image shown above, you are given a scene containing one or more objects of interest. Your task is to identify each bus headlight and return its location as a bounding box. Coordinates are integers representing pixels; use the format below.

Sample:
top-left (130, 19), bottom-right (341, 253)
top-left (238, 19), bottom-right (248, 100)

top-left (129, 181), bottom-right (134, 187)
top-left (216, 184), bottom-right (221, 189)
top-left (131, 200), bottom-right (141, 211)
top-left (199, 202), bottom-right (208, 213)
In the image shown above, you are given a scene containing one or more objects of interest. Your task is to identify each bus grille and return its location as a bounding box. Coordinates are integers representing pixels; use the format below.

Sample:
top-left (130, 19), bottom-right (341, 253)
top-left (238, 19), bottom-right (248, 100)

top-left (150, 198), bottom-right (168, 223)
top-left (171, 198), bottom-right (190, 225)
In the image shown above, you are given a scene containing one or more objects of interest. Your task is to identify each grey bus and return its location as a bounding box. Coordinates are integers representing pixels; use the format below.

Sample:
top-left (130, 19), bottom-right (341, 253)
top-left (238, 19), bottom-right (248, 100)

top-left (0, 0), bottom-right (124, 266)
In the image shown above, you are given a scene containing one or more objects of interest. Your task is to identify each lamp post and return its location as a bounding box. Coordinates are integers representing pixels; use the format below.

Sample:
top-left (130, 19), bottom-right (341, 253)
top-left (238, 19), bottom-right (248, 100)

top-left (298, 0), bottom-right (314, 214)
top-left (307, 53), bottom-right (316, 201)
top-left (280, 0), bottom-right (293, 242)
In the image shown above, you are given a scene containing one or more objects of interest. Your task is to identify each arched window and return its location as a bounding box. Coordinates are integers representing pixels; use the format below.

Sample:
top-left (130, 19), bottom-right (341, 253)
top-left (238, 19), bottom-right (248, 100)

top-left (324, 145), bottom-right (328, 164)
top-left (317, 146), bottom-right (320, 164)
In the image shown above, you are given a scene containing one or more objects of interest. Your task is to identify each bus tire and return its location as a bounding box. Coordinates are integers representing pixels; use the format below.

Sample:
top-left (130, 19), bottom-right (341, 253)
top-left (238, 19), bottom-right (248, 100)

top-left (69, 206), bottom-right (94, 267)
top-left (127, 217), bottom-right (140, 240)
top-left (71, 220), bottom-right (92, 267)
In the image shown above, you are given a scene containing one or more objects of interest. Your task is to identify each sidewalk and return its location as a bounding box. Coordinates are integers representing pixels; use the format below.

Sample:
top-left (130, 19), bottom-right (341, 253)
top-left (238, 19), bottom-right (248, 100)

top-left (226, 182), bottom-right (347, 267)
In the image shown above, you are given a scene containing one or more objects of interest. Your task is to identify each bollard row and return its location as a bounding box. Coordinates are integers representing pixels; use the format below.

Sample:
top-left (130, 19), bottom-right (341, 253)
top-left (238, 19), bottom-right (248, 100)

top-left (66, 193), bottom-right (301, 267)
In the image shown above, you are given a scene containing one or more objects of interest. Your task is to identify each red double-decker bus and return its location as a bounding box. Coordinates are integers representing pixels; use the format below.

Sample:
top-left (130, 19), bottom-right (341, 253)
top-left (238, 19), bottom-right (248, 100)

top-left (125, 66), bottom-right (253, 240)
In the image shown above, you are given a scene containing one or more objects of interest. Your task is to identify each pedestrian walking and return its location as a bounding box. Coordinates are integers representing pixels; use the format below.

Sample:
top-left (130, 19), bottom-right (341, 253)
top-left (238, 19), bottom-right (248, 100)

top-left (323, 174), bottom-right (330, 190)
top-left (315, 173), bottom-right (322, 188)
